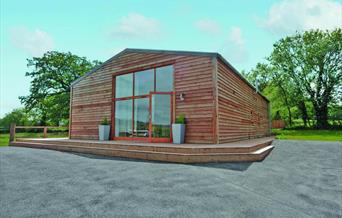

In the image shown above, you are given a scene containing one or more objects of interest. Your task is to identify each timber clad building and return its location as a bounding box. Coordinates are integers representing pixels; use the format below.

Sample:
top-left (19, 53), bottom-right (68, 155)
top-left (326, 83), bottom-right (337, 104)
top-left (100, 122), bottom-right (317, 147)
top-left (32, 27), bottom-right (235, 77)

top-left (70, 49), bottom-right (271, 144)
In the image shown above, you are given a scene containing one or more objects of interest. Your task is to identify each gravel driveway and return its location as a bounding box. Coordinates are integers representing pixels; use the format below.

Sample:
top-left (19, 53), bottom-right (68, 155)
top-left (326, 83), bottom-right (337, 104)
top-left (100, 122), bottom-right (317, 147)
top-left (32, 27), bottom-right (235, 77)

top-left (1, 140), bottom-right (341, 218)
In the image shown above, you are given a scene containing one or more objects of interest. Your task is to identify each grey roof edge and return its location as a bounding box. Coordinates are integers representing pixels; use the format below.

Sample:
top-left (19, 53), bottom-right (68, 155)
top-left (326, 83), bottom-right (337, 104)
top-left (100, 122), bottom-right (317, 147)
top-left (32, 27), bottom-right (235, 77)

top-left (70, 48), bottom-right (269, 103)
top-left (124, 48), bottom-right (218, 57)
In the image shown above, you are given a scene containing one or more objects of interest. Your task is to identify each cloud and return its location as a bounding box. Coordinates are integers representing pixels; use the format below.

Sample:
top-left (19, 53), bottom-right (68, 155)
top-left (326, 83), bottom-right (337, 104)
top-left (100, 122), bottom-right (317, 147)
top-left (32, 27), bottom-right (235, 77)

top-left (221, 27), bottom-right (248, 63)
top-left (110, 13), bottom-right (162, 40)
top-left (195, 19), bottom-right (221, 36)
top-left (258, 0), bottom-right (342, 34)
top-left (9, 26), bottom-right (54, 56)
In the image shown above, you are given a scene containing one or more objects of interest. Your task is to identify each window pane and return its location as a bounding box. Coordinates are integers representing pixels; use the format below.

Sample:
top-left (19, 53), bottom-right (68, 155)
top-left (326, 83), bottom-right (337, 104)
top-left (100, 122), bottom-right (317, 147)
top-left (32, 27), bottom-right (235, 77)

top-left (156, 66), bottom-right (173, 92)
top-left (115, 100), bottom-right (132, 137)
top-left (134, 98), bottom-right (149, 137)
top-left (152, 94), bottom-right (171, 138)
top-left (116, 74), bottom-right (133, 98)
top-left (135, 69), bottom-right (154, 96)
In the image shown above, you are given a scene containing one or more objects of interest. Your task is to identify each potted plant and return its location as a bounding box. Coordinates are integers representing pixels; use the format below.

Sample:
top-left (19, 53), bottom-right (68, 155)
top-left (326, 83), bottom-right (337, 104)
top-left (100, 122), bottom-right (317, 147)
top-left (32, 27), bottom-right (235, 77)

top-left (172, 114), bottom-right (186, 144)
top-left (99, 117), bottom-right (110, 141)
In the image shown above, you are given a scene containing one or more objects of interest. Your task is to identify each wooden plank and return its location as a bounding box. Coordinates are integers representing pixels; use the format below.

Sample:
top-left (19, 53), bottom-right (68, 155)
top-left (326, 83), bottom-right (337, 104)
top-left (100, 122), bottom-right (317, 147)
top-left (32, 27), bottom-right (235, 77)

top-left (217, 59), bottom-right (270, 143)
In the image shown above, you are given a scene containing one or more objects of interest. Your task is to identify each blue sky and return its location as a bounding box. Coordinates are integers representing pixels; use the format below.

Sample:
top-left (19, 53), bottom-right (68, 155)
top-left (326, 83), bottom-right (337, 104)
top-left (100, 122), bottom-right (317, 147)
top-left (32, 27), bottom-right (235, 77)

top-left (1, 0), bottom-right (341, 117)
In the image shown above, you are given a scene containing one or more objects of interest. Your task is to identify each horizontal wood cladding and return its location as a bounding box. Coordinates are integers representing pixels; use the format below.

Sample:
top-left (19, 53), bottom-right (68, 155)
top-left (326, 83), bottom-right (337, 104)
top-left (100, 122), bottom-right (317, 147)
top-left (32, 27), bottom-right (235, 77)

top-left (71, 52), bottom-right (215, 142)
top-left (217, 59), bottom-right (270, 143)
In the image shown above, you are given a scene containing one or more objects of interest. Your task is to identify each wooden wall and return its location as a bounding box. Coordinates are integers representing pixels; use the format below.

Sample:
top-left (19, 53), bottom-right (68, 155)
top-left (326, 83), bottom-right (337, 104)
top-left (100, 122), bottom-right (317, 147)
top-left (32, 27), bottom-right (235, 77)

top-left (216, 59), bottom-right (270, 143)
top-left (70, 52), bottom-right (216, 143)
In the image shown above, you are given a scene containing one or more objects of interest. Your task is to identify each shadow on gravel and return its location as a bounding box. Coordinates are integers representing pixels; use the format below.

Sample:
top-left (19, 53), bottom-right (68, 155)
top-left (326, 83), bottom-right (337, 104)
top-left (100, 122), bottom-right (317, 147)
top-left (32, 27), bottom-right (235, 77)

top-left (70, 152), bottom-right (153, 163)
top-left (193, 162), bottom-right (253, 171)
top-left (71, 152), bottom-right (253, 171)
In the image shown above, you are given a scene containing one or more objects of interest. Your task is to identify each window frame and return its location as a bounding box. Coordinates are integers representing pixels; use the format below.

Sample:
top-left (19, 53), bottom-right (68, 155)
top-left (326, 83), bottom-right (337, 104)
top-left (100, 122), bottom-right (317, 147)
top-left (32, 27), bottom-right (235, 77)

top-left (111, 62), bottom-right (175, 142)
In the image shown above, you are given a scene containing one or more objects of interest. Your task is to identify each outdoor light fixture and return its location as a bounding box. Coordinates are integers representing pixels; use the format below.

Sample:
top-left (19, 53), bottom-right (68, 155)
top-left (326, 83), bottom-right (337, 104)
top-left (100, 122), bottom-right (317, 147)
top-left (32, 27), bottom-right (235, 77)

top-left (180, 93), bottom-right (185, 101)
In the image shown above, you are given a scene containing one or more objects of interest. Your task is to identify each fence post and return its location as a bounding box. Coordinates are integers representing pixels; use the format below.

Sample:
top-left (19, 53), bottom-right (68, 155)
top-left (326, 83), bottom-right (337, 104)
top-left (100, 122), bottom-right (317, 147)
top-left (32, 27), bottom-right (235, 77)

top-left (9, 123), bottom-right (16, 143)
top-left (43, 127), bottom-right (48, 138)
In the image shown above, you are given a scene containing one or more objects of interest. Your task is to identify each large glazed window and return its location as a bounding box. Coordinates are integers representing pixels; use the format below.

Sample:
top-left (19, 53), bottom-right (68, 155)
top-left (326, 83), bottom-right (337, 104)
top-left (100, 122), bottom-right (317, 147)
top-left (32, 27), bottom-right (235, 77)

top-left (134, 69), bottom-right (154, 96)
top-left (115, 100), bottom-right (132, 137)
top-left (113, 65), bottom-right (174, 140)
top-left (116, 74), bottom-right (133, 98)
top-left (156, 66), bottom-right (173, 92)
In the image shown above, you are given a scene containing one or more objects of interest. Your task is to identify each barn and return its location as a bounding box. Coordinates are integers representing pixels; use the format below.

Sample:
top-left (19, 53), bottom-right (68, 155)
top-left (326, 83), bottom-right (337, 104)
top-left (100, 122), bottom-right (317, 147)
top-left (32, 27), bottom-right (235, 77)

top-left (69, 48), bottom-right (271, 144)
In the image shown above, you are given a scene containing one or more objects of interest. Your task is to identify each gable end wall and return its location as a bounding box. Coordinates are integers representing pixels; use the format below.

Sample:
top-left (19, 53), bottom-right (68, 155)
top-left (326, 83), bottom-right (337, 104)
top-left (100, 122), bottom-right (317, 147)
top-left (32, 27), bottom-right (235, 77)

top-left (70, 52), bottom-right (216, 143)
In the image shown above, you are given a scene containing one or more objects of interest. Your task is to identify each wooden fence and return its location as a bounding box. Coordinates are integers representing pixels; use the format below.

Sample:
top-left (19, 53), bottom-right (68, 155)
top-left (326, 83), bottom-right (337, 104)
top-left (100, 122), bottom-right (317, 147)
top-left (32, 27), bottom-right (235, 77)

top-left (9, 123), bottom-right (68, 143)
top-left (271, 120), bottom-right (286, 129)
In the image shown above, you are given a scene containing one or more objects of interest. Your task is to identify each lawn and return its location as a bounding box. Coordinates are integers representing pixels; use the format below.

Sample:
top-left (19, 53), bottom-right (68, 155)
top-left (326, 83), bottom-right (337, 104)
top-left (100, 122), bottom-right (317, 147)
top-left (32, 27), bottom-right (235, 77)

top-left (272, 129), bottom-right (342, 141)
top-left (0, 132), bottom-right (68, 146)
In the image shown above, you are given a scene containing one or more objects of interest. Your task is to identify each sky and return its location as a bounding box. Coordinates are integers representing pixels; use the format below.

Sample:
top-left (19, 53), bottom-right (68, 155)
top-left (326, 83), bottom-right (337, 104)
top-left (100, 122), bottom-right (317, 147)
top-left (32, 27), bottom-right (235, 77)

top-left (1, 0), bottom-right (341, 118)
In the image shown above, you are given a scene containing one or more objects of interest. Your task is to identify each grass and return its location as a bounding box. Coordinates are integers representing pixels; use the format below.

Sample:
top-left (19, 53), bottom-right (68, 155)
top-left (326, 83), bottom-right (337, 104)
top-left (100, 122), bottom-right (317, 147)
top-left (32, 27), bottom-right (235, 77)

top-left (0, 132), bottom-right (68, 146)
top-left (272, 129), bottom-right (342, 141)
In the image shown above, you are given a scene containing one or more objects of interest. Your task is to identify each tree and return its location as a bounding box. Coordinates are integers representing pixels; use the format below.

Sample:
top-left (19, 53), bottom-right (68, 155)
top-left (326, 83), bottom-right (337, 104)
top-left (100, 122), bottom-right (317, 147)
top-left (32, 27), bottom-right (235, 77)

top-left (269, 29), bottom-right (342, 129)
top-left (0, 108), bottom-right (31, 129)
top-left (19, 51), bottom-right (101, 125)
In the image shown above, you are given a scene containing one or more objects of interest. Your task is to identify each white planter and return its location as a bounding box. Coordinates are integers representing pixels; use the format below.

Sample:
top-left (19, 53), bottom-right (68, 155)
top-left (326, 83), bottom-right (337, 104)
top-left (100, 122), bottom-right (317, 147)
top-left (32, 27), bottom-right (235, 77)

top-left (172, 124), bottom-right (185, 144)
top-left (99, 125), bottom-right (110, 141)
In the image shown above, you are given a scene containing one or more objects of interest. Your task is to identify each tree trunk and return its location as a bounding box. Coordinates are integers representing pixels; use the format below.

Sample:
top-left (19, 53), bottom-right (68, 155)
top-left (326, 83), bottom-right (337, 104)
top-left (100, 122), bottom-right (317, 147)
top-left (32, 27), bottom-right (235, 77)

top-left (286, 105), bottom-right (292, 127)
top-left (314, 103), bottom-right (329, 129)
top-left (298, 101), bottom-right (308, 127)
top-left (40, 111), bottom-right (47, 126)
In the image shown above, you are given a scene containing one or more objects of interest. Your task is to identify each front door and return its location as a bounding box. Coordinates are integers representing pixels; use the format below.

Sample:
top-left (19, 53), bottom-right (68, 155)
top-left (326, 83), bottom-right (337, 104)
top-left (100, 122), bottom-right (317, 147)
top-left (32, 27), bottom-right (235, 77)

top-left (149, 92), bottom-right (173, 142)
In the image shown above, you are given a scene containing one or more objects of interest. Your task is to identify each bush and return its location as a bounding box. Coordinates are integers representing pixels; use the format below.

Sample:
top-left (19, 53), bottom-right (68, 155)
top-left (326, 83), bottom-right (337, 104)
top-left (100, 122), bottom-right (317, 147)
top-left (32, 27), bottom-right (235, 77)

top-left (100, 117), bottom-right (109, 125)
top-left (175, 114), bottom-right (186, 124)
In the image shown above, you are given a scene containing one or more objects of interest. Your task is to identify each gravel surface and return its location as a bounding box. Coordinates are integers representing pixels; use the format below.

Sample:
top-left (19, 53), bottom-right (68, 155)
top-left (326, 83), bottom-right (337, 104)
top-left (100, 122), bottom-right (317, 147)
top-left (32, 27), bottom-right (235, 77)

top-left (1, 140), bottom-right (341, 218)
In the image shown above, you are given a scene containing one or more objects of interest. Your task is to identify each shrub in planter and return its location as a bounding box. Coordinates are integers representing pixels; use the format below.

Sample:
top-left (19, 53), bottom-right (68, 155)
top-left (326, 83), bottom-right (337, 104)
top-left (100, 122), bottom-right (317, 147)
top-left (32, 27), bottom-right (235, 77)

top-left (172, 114), bottom-right (186, 144)
top-left (99, 117), bottom-right (110, 141)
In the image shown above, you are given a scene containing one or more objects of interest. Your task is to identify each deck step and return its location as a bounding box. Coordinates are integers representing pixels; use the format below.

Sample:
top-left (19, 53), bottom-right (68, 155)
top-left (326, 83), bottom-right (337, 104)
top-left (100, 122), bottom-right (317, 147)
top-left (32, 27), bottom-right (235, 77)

top-left (10, 141), bottom-right (274, 163)
top-left (14, 138), bottom-right (273, 154)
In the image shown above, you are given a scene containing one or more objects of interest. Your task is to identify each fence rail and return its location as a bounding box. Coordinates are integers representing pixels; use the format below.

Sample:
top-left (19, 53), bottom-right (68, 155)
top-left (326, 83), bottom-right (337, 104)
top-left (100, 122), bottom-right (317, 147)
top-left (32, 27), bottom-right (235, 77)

top-left (9, 123), bottom-right (68, 143)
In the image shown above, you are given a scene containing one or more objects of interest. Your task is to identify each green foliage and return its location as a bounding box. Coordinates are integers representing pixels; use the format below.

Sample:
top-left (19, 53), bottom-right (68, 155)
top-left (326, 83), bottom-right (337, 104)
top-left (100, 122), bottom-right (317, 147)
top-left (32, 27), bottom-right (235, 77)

top-left (273, 111), bottom-right (282, 120)
top-left (19, 51), bottom-right (101, 125)
top-left (246, 29), bottom-right (342, 129)
top-left (0, 108), bottom-right (31, 129)
top-left (100, 117), bottom-right (109, 125)
top-left (269, 29), bottom-right (341, 128)
top-left (329, 104), bottom-right (342, 125)
top-left (175, 114), bottom-right (186, 124)
top-left (272, 129), bottom-right (342, 141)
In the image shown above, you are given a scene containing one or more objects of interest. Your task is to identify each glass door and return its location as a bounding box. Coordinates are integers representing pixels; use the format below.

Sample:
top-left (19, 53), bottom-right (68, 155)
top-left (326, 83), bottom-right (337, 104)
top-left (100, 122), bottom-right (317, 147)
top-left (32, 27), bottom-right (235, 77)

top-left (133, 97), bottom-right (149, 138)
top-left (149, 93), bottom-right (173, 142)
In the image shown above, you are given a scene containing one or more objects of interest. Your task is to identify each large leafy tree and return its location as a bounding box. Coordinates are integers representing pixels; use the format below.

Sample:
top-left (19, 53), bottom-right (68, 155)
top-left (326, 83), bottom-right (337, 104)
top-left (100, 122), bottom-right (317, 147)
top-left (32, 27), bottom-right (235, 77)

top-left (19, 51), bottom-right (101, 125)
top-left (247, 29), bottom-right (342, 129)
top-left (269, 29), bottom-right (342, 129)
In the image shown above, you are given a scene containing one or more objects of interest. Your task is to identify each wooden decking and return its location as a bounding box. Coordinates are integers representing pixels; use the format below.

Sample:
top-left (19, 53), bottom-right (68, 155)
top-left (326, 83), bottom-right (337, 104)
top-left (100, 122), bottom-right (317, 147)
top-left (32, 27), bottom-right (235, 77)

top-left (10, 137), bottom-right (275, 163)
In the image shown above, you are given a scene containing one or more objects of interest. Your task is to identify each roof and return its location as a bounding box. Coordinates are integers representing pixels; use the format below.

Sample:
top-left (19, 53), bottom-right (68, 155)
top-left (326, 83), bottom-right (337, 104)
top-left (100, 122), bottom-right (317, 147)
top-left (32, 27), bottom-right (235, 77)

top-left (71, 48), bottom-right (269, 102)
